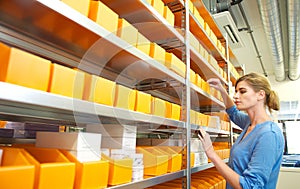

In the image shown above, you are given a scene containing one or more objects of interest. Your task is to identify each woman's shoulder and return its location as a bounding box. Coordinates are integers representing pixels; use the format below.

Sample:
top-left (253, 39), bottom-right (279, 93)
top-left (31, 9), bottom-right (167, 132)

top-left (258, 121), bottom-right (284, 138)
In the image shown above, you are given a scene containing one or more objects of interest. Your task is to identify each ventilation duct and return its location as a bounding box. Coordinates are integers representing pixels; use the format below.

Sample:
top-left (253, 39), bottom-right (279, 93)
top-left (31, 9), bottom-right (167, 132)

top-left (287, 0), bottom-right (300, 81)
top-left (257, 0), bottom-right (286, 81)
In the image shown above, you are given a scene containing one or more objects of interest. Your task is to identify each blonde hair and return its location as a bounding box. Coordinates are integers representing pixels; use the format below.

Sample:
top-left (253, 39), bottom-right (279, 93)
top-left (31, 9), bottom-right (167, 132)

top-left (235, 72), bottom-right (280, 112)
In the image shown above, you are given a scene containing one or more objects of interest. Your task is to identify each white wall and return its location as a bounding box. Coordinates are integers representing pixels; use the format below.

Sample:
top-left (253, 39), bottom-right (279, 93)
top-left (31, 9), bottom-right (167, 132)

top-left (268, 75), bottom-right (300, 101)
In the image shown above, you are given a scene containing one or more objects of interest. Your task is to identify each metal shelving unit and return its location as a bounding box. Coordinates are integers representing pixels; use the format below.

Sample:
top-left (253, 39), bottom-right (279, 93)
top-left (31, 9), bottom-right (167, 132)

top-left (107, 158), bottom-right (229, 189)
top-left (0, 0), bottom-right (234, 188)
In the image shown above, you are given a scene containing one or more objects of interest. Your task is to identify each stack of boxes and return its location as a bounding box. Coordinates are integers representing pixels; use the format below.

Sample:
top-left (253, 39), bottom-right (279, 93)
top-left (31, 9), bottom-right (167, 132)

top-left (86, 124), bottom-right (144, 182)
top-left (191, 138), bottom-right (208, 166)
top-left (35, 132), bottom-right (102, 162)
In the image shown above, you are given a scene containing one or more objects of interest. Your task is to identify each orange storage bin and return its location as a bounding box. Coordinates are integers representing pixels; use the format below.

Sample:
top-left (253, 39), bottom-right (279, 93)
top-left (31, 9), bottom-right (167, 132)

top-left (88, 0), bottom-right (119, 33)
top-left (83, 74), bottom-right (116, 106)
top-left (165, 52), bottom-right (186, 78)
top-left (101, 154), bottom-right (133, 186)
top-left (165, 101), bottom-right (172, 119)
top-left (171, 103), bottom-right (181, 120)
top-left (114, 84), bottom-right (136, 111)
top-left (136, 32), bottom-right (151, 55)
top-left (155, 146), bottom-right (182, 173)
top-left (0, 43), bottom-right (51, 91)
top-left (136, 147), bottom-right (168, 176)
top-left (48, 63), bottom-right (85, 99)
top-left (60, 150), bottom-right (109, 189)
top-left (151, 97), bottom-right (166, 117)
top-left (23, 147), bottom-right (76, 189)
top-left (0, 147), bottom-right (35, 189)
top-left (135, 90), bottom-right (152, 114)
top-left (117, 18), bottom-right (139, 46)
top-left (61, 0), bottom-right (90, 16)
top-left (149, 42), bottom-right (166, 64)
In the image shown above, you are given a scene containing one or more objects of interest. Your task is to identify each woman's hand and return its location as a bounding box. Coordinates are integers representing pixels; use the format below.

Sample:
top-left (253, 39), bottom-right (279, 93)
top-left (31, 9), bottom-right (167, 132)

top-left (196, 129), bottom-right (213, 152)
top-left (207, 78), bottom-right (224, 92)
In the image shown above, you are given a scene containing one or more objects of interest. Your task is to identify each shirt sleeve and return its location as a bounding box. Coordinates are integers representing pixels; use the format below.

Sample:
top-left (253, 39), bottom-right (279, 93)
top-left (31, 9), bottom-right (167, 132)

top-left (226, 105), bottom-right (250, 129)
top-left (239, 130), bottom-right (282, 188)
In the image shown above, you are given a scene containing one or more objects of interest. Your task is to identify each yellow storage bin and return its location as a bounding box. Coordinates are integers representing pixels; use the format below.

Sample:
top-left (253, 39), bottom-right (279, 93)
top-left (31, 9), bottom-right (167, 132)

top-left (23, 147), bottom-right (76, 189)
top-left (150, 0), bottom-right (164, 16)
top-left (199, 113), bottom-right (208, 126)
top-left (190, 69), bottom-right (196, 85)
top-left (149, 42), bottom-right (165, 64)
top-left (171, 103), bottom-right (181, 121)
top-left (117, 18), bottom-right (139, 46)
top-left (151, 97), bottom-right (166, 117)
top-left (169, 146), bottom-right (195, 168)
top-left (0, 147), bottom-right (35, 189)
top-left (194, 9), bottom-right (205, 28)
top-left (156, 147), bottom-right (182, 173)
top-left (88, 0), bottom-right (119, 33)
top-left (60, 150), bottom-right (109, 189)
top-left (136, 32), bottom-right (151, 55)
top-left (190, 110), bottom-right (196, 125)
top-left (114, 84), bottom-right (136, 111)
top-left (48, 63), bottom-right (85, 99)
top-left (136, 147), bottom-right (168, 176)
top-left (135, 90), bottom-right (152, 114)
top-left (61, 0), bottom-right (90, 17)
top-left (163, 5), bottom-right (175, 26)
top-left (101, 154), bottom-right (133, 186)
top-left (83, 74), bottom-right (116, 106)
top-left (195, 73), bottom-right (202, 88)
top-left (165, 52), bottom-right (186, 78)
top-left (165, 101), bottom-right (172, 119)
top-left (0, 43), bottom-right (51, 91)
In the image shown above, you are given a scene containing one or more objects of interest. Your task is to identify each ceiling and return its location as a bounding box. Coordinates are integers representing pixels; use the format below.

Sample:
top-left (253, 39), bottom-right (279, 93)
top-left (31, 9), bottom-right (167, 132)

top-left (211, 0), bottom-right (289, 80)
top-left (207, 0), bottom-right (300, 120)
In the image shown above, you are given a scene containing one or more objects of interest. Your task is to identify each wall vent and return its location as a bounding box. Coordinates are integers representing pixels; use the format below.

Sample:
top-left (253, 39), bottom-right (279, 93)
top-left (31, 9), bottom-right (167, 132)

top-left (213, 11), bottom-right (244, 49)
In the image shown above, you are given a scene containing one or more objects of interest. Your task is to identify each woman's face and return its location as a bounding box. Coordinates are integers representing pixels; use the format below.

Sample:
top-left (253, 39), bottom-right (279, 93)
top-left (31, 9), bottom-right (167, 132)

top-left (233, 81), bottom-right (263, 110)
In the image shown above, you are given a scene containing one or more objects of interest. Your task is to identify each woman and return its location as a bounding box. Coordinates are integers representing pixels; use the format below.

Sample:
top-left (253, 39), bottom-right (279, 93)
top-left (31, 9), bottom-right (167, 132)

top-left (198, 72), bottom-right (284, 189)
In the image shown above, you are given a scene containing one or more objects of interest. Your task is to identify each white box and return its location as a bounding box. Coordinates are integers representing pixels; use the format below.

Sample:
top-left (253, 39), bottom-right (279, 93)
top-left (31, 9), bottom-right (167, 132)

top-left (127, 153), bottom-right (143, 166)
top-left (194, 152), bottom-right (201, 166)
top-left (36, 132), bottom-right (101, 152)
top-left (208, 116), bottom-right (221, 129)
top-left (101, 148), bottom-right (110, 157)
top-left (110, 149), bottom-right (126, 160)
top-left (86, 124), bottom-right (137, 138)
top-left (132, 165), bottom-right (144, 182)
top-left (68, 150), bottom-right (101, 162)
top-left (190, 138), bottom-right (204, 152)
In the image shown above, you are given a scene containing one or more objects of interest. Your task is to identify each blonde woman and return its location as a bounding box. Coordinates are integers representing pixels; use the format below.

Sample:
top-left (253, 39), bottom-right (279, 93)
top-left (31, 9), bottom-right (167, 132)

top-left (198, 73), bottom-right (284, 189)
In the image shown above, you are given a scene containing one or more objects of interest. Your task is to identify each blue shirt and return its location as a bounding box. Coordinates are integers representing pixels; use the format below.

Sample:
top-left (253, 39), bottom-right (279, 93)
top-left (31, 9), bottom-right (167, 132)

top-left (226, 106), bottom-right (284, 189)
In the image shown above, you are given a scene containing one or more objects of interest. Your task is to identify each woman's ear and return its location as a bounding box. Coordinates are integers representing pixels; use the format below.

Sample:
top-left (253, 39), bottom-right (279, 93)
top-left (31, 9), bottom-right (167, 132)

top-left (257, 90), bottom-right (266, 101)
